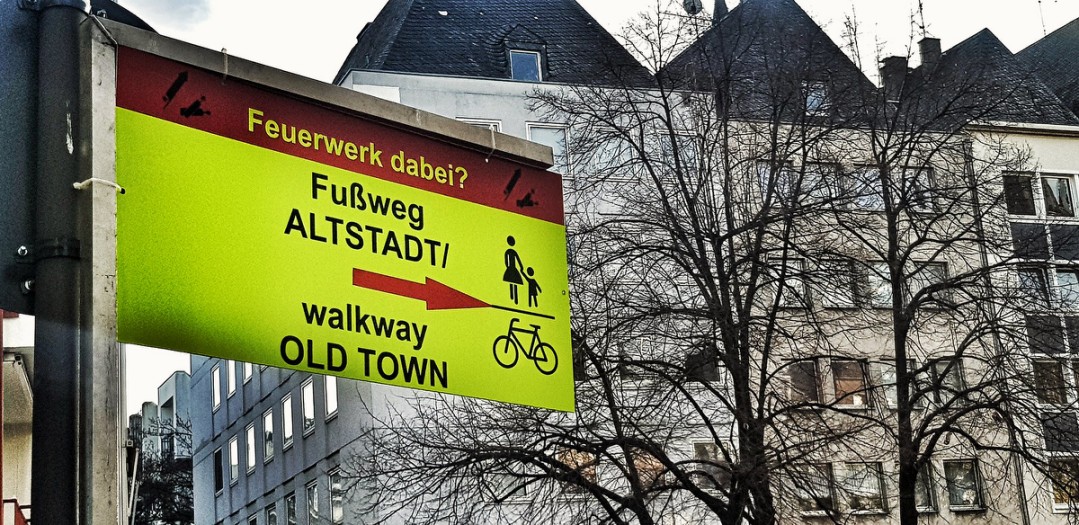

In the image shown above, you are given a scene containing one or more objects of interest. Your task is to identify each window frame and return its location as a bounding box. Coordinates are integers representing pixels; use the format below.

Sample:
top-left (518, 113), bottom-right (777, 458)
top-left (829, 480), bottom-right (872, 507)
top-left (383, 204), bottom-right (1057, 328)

top-left (1048, 456), bottom-right (1079, 510)
top-left (1003, 171), bottom-right (1079, 219)
top-left (793, 463), bottom-right (836, 515)
top-left (508, 49), bottom-right (542, 81)
top-left (841, 462), bottom-right (886, 514)
top-left (228, 435), bottom-right (239, 485)
top-left (787, 359), bottom-right (821, 404)
top-left (211, 365), bottom-right (221, 411)
top-left (302, 379), bottom-right (316, 437)
top-left (942, 459), bottom-right (985, 511)
top-left (816, 259), bottom-right (858, 309)
top-left (526, 123), bottom-right (569, 175)
top-left (285, 492), bottom-right (297, 525)
top-left (246, 423), bottom-right (257, 474)
top-left (263, 409), bottom-right (275, 462)
top-left (282, 394), bottom-right (295, 449)
top-left (691, 442), bottom-right (729, 492)
top-left (243, 361), bottom-right (253, 383)
top-left (831, 359), bottom-right (871, 408)
top-left (227, 360), bottom-right (236, 397)
top-left (455, 117), bottom-right (501, 133)
top-left (306, 480), bottom-right (320, 521)
top-left (330, 469), bottom-right (346, 524)
top-left (325, 376), bottom-right (339, 421)
top-left (213, 447), bottom-right (224, 494)
top-left (265, 503), bottom-right (278, 525)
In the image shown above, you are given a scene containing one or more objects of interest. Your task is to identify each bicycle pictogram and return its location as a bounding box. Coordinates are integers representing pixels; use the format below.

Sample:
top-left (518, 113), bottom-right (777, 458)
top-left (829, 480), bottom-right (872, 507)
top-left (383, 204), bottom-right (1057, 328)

top-left (493, 318), bottom-right (558, 375)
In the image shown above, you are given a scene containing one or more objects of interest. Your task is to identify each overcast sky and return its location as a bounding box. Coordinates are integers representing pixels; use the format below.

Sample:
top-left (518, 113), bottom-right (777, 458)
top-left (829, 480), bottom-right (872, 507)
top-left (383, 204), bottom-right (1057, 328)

top-left (117, 0), bottom-right (1079, 415)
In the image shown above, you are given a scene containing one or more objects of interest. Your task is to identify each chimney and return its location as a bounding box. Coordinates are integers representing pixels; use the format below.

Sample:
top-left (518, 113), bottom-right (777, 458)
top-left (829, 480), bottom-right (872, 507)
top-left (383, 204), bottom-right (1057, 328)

top-left (879, 56), bottom-right (908, 101)
top-left (713, 0), bottom-right (728, 25)
top-left (918, 37), bottom-right (941, 70)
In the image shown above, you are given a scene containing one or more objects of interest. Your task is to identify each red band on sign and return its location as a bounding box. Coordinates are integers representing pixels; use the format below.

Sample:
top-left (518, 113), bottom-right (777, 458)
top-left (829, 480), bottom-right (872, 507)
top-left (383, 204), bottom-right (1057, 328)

top-left (115, 47), bottom-right (565, 225)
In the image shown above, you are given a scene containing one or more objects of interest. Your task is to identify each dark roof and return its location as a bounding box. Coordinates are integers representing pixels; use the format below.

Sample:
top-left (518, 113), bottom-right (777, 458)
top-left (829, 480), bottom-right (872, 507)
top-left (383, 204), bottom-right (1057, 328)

top-left (1017, 17), bottom-right (1079, 119)
top-left (334, 0), bottom-right (653, 87)
top-left (660, 0), bottom-right (877, 122)
top-left (906, 29), bottom-right (1079, 127)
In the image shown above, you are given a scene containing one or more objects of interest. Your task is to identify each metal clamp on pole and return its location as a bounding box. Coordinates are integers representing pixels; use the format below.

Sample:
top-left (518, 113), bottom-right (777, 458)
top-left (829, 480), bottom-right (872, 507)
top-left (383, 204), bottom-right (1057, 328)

top-left (33, 238), bottom-right (81, 261)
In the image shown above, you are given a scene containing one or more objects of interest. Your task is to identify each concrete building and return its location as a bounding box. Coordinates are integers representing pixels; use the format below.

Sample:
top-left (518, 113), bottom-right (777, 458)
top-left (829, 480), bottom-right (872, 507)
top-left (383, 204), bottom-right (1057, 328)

top-left (190, 0), bottom-right (1079, 523)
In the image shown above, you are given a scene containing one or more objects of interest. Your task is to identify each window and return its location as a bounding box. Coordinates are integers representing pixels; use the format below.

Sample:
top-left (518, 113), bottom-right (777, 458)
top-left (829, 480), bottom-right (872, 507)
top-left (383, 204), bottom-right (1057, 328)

top-left (263, 410), bottom-right (274, 461)
top-left (943, 459), bottom-right (984, 510)
top-left (692, 442), bottom-right (729, 491)
top-left (841, 462), bottom-right (885, 512)
top-left (509, 50), bottom-right (542, 81)
top-left (909, 262), bottom-right (947, 304)
top-left (867, 262), bottom-right (893, 307)
top-left (1033, 361), bottom-right (1068, 405)
top-left (227, 360), bottom-right (236, 396)
top-left (1026, 314), bottom-right (1067, 354)
top-left (817, 260), bottom-right (857, 308)
top-left (265, 504), bottom-right (278, 525)
top-left (306, 481), bottom-right (319, 521)
top-left (904, 167), bottom-right (934, 211)
top-left (211, 366), bottom-right (221, 410)
top-left (1004, 174), bottom-right (1036, 215)
top-left (456, 118), bottom-right (501, 132)
top-left (1018, 267), bottom-right (1051, 307)
top-left (793, 463), bottom-right (835, 514)
top-left (1049, 457), bottom-right (1079, 507)
top-left (302, 380), bottom-right (316, 435)
top-left (853, 166), bottom-right (884, 210)
top-left (285, 493), bottom-right (297, 525)
top-left (771, 259), bottom-right (806, 307)
top-left (557, 448), bottom-right (598, 493)
top-left (931, 358), bottom-right (966, 404)
top-left (632, 449), bottom-right (667, 490)
top-left (325, 376), bottom-right (338, 420)
top-left (832, 360), bottom-right (869, 407)
top-left (803, 80), bottom-right (829, 115)
top-left (527, 124), bottom-right (568, 174)
top-left (243, 361), bottom-right (253, 383)
top-left (249, 514), bottom-right (257, 525)
top-left (873, 361), bottom-right (899, 408)
top-left (1043, 175), bottom-right (1076, 217)
top-left (788, 360), bottom-right (820, 404)
top-left (213, 448), bottom-right (224, 493)
top-left (229, 435), bottom-right (239, 483)
top-left (246, 424), bottom-right (256, 473)
top-left (282, 395), bottom-right (294, 448)
top-left (330, 470), bottom-right (345, 523)
top-left (685, 347), bottom-right (720, 382)
top-left (758, 162), bottom-right (797, 206)
top-left (1058, 268), bottom-right (1079, 308)
top-left (914, 462), bottom-right (936, 512)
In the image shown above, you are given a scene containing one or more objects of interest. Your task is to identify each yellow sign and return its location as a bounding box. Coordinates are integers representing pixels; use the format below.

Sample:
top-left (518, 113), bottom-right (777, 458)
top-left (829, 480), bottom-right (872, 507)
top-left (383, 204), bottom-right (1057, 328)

top-left (115, 48), bottom-right (573, 411)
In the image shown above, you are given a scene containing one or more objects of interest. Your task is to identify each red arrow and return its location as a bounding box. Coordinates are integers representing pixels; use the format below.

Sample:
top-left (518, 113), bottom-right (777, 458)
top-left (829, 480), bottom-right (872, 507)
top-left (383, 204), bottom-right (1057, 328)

top-left (352, 268), bottom-right (489, 310)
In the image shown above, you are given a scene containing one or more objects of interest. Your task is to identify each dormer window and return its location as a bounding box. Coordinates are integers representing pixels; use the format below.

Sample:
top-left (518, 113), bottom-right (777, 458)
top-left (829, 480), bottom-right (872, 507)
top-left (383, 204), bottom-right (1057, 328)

top-left (803, 80), bottom-right (829, 116)
top-left (510, 50), bottom-right (542, 81)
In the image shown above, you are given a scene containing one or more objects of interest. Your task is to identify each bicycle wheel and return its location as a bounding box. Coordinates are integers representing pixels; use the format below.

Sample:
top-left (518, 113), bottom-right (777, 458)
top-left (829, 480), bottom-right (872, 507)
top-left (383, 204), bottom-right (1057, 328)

top-left (493, 335), bottom-right (519, 368)
top-left (533, 343), bottom-right (558, 375)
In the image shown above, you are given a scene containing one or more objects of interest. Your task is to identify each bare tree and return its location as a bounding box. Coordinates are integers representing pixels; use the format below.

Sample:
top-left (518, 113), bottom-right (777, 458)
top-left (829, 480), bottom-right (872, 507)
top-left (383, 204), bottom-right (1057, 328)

top-left (132, 417), bottom-right (194, 525)
top-left (345, 2), bottom-right (1072, 524)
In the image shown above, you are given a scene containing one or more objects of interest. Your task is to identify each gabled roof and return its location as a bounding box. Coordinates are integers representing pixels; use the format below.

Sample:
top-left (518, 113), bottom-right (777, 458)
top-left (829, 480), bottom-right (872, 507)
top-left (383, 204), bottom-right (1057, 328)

top-left (334, 0), bottom-right (653, 87)
top-left (907, 29), bottom-right (1079, 127)
top-left (660, 0), bottom-right (876, 121)
top-left (1017, 17), bottom-right (1079, 119)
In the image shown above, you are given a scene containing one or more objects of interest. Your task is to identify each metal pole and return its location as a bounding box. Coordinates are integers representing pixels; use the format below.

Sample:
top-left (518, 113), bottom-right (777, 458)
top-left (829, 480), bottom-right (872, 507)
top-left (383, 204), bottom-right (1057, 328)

top-left (31, 1), bottom-right (87, 524)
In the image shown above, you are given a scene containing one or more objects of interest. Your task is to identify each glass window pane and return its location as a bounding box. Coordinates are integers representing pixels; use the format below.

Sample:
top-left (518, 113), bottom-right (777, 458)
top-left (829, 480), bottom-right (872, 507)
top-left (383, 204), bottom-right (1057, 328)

top-left (793, 464), bottom-right (834, 512)
top-left (788, 361), bottom-right (820, 403)
top-left (933, 359), bottom-right (965, 403)
top-left (212, 366), bottom-right (221, 408)
top-left (905, 168), bottom-right (933, 211)
top-left (243, 361), bottom-right (253, 382)
top-left (246, 424), bottom-right (256, 471)
top-left (282, 395), bottom-right (294, 446)
top-left (775, 259), bottom-right (805, 307)
top-left (263, 411), bottom-right (274, 459)
top-left (914, 463), bottom-right (935, 510)
top-left (692, 443), bottom-right (729, 490)
top-left (1033, 361), bottom-right (1067, 404)
top-left (307, 482), bottom-right (319, 520)
top-left (854, 167), bottom-right (884, 209)
top-left (943, 460), bottom-right (982, 508)
top-left (1058, 269), bottom-right (1079, 308)
top-left (330, 471), bottom-right (345, 523)
top-left (229, 436), bottom-right (239, 481)
top-left (326, 376), bottom-right (338, 417)
top-left (302, 381), bottom-right (315, 434)
top-left (1043, 176), bottom-right (1075, 217)
top-left (833, 360), bottom-right (868, 407)
top-left (265, 505), bottom-right (278, 525)
top-left (874, 361), bottom-right (898, 408)
top-left (509, 50), bottom-right (541, 81)
top-left (1050, 458), bottom-right (1079, 506)
top-left (867, 262), bottom-right (892, 307)
top-left (528, 126), bottom-right (568, 174)
top-left (285, 493), bottom-right (296, 525)
top-left (213, 449), bottom-right (224, 492)
top-left (1004, 174), bottom-right (1036, 215)
top-left (842, 463), bottom-right (884, 511)
top-left (1026, 315), bottom-right (1065, 354)
top-left (1018, 268), bottom-right (1050, 306)
top-left (818, 260), bottom-right (856, 308)
top-left (227, 360), bottom-right (236, 395)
